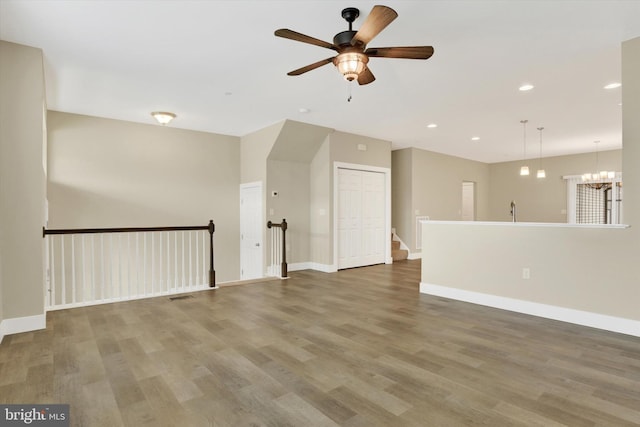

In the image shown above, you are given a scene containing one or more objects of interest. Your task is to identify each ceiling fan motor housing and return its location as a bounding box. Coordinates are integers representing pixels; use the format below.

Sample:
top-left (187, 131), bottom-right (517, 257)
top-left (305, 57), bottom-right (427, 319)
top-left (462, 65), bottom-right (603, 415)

top-left (334, 30), bottom-right (358, 47)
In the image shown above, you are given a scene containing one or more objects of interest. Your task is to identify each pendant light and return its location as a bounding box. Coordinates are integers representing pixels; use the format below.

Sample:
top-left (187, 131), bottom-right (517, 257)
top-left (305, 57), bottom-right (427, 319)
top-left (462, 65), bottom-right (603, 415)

top-left (582, 140), bottom-right (615, 182)
top-left (520, 120), bottom-right (529, 176)
top-left (536, 127), bottom-right (546, 178)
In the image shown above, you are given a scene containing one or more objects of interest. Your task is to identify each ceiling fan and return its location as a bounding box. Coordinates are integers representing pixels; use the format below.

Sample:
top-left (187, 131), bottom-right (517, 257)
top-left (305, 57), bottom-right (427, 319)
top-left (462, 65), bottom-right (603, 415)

top-left (274, 5), bottom-right (434, 85)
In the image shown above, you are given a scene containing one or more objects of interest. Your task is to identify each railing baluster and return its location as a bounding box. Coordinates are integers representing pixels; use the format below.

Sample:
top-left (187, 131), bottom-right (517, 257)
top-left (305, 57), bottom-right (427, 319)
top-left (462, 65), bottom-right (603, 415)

top-left (101, 235), bottom-right (105, 300)
top-left (71, 235), bottom-right (76, 304)
top-left (127, 234), bottom-right (131, 300)
top-left (181, 231), bottom-right (185, 291)
top-left (109, 234), bottom-right (113, 300)
top-left (174, 231), bottom-right (178, 291)
top-left (195, 231), bottom-right (200, 285)
top-left (118, 234), bottom-right (122, 299)
top-left (135, 233), bottom-right (139, 297)
top-left (151, 233), bottom-right (155, 295)
top-left (158, 233), bottom-right (164, 294)
top-left (81, 235), bottom-right (86, 304)
top-left (189, 231), bottom-right (193, 288)
top-left (50, 235), bottom-right (56, 307)
top-left (166, 231), bottom-right (170, 292)
top-left (202, 230), bottom-right (206, 286)
top-left (60, 235), bottom-right (66, 306)
top-left (143, 233), bottom-right (147, 296)
top-left (91, 236), bottom-right (96, 302)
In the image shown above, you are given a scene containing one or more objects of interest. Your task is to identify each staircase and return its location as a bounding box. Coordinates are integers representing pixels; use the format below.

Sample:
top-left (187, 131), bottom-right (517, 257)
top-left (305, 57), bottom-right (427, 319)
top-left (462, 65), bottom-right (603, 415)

top-left (391, 237), bottom-right (408, 262)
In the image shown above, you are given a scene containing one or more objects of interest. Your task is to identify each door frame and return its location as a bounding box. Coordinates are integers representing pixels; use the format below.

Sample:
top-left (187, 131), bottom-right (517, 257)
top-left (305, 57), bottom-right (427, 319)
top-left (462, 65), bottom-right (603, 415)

top-left (240, 181), bottom-right (264, 280)
top-left (333, 162), bottom-right (392, 270)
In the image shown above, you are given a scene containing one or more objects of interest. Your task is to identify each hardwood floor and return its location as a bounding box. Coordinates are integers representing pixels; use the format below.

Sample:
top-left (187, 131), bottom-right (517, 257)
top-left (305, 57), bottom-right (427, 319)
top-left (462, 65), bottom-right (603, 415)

top-left (1, 259), bottom-right (639, 426)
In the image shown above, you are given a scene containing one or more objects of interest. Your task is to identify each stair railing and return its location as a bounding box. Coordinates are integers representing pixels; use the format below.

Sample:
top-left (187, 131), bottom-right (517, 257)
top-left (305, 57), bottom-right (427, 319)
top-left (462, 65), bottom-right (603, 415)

top-left (267, 218), bottom-right (288, 278)
top-left (42, 220), bottom-right (216, 310)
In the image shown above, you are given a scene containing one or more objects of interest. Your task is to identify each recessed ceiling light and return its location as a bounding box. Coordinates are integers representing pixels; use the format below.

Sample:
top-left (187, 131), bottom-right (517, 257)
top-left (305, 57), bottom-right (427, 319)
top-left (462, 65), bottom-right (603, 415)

top-left (471, 136), bottom-right (480, 141)
top-left (519, 84), bottom-right (534, 91)
top-left (604, 82), bottom-right (621, 89)
top-left (427, 123), bottom-right (438, 128)
top-left (299, 108), bottom-right (310, 113)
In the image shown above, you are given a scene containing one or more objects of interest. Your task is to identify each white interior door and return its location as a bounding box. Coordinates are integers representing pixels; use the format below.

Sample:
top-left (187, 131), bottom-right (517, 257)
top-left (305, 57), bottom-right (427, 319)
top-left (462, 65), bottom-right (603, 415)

top-left (462, 181), bottom-right (476, 221)
top-left (240, 182), bottom-right (263, 280)
top-left (338, 168), bottom-right (386, 269)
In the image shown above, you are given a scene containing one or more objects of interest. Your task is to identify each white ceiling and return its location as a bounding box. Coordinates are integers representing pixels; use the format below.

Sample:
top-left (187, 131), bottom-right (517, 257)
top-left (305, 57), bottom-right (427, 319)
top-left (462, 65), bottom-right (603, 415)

top-left (1, 0), bottom-right (639, 163)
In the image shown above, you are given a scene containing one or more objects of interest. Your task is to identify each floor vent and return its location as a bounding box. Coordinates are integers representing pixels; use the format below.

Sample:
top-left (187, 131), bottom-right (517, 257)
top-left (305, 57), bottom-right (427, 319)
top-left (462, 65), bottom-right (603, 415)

top-left (169, 295), bottom-right (194, 301)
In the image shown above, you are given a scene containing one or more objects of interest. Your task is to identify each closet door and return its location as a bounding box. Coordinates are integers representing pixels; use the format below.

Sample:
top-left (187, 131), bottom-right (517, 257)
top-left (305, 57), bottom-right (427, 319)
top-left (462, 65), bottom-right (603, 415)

top-left (338, 168), bottom-right (385, 269)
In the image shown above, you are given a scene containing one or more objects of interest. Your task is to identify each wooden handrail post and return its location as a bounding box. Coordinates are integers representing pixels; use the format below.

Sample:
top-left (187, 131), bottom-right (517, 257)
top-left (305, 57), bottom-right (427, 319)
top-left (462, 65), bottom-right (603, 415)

top-left (208, 220), bottom-right (216, 288)
top-left (280, 219), bottom-right (288, 278)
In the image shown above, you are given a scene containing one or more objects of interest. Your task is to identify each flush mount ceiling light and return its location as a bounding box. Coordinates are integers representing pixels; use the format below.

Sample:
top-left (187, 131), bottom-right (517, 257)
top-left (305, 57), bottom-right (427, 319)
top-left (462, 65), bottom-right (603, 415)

top-left (536, 127), bottom-right (546, 179)
top-left (604, 82), bottom-right (622, 89)
top-left (519, 119), bottom-right (529, 176)
top-left (471, 136), bottom-right (480, 141)
top-left (427, 123), bottom-right (438, 128)
top-left (519, 84), bottom-right (534, 91)
top-left (151, 111), bottom-right (176, 125)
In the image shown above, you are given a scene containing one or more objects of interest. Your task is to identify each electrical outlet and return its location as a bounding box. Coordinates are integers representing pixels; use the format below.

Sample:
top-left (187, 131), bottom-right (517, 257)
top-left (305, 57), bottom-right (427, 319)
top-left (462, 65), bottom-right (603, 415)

top-left (522, 268), bottom-right (530, 279)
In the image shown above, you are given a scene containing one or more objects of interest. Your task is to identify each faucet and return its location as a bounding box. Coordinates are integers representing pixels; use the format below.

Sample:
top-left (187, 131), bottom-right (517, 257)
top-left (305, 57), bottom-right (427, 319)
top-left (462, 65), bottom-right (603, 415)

top-left (510, 200), bottom-right (517, 222)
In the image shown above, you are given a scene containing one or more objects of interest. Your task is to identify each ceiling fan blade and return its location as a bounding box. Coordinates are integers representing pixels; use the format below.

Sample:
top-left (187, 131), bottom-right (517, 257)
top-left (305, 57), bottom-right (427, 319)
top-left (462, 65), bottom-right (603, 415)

top-left (275, 29), bottom-right (337, 51)
top-left (351, 5), bottom-right (398, 47)
top-left (287, 57), bottom-right (335, 76)
top-left (357, 67), bottom-right (375, 85)
top-left (365, 46), bottom-right (434, 59)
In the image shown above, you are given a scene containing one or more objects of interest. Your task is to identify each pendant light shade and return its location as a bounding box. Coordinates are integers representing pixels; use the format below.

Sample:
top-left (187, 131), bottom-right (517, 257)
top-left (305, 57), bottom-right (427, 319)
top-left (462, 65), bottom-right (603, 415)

top-left (519, 120), bottom-right (529, 176)
top-left (536, 126), bottom-right (546, 179)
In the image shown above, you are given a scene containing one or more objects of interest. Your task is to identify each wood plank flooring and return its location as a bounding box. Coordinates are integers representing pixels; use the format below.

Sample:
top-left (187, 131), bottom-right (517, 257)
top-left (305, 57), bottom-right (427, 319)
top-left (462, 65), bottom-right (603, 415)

top-left (1, 260), bottom-right (639, 426)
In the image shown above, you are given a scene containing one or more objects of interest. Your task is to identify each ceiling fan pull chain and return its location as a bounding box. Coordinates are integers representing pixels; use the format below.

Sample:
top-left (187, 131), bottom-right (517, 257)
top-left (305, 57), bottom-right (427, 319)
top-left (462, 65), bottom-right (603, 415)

top-left (347, 81), bottom-right (353, 102)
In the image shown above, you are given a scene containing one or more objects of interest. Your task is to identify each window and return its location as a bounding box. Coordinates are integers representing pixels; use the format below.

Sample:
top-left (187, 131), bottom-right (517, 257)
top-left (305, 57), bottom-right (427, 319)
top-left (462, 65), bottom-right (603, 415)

top-left (565, 175), bottom-right (623, 224)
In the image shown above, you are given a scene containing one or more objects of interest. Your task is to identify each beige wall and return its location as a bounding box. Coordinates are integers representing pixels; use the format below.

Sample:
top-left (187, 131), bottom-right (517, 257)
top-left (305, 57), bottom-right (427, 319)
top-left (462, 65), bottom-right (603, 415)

top-left (391, 148), bottom-right (412, 252)
top-left (489, 150), bottom-right (621, 222)
top-left (622, 38), bottom-right (640, 223)
top-left (391, 147), bottom-right (490, 253)
top-left (266, 159), bottom-right (310, 264)
top-left (330, 131), bottom-right (392, 169)
top-left (309, 138), bottom-right (331, 266)
top-left (240, 121), bottom-right (283, 185)
top-left (422, 37), bottom-right (640, 329)
top-left (0, 41), bottom-right (46, 324)
top-left (47, 111), bottom-right (241, 283)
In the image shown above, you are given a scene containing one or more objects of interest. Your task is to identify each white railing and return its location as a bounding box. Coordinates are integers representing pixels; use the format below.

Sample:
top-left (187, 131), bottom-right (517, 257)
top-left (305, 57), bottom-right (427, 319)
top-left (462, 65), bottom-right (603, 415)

top-left (267, 219), bottom-right (288, 278)
top-left (43, 222), bottom-right (216, 310)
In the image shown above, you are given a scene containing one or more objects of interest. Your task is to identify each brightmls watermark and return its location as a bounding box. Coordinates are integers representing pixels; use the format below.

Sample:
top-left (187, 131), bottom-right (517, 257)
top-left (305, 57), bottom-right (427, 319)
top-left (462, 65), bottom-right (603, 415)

top-left (0, 405), bottom-right (69, 426)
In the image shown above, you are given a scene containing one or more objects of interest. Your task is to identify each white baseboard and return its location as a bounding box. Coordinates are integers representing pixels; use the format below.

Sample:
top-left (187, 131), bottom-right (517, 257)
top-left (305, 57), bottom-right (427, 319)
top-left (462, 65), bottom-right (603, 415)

top-left (420, 283), bottom-right (640, 338)
top-left (270, 262), bottom-right (337, 274)
top-left (288, 262), bottom-right (311, 272)
top-left (408, 252), bottom-right (422, 260)
top-left (0, 313), bottom-right (46, 343)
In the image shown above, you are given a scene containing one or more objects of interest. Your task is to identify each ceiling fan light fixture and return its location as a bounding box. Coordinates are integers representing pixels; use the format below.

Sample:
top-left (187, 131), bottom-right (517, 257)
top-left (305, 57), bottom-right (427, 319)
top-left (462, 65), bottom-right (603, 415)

top-left (334, 52), bottom-right (368, 81)
top-left (151, 111), bottom-right (176, 125)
